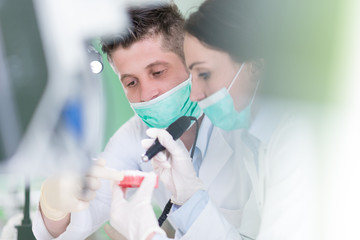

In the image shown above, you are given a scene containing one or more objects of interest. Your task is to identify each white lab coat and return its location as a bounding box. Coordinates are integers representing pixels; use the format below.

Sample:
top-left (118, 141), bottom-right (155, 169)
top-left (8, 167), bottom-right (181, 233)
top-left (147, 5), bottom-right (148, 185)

top-left (33, 100), bottom-right (313, 239)
top-left (175, 109), bottom-right (275, 240)
top-left (175, 126), bottom-right (262, 240)
top-left (176, 101), bottom-right (315, 240)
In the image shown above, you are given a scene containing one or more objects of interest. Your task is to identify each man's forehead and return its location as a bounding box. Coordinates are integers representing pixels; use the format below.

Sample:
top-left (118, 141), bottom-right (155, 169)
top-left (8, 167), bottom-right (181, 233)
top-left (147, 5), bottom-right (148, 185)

top-left (145, 60), bottom-right (170, 69)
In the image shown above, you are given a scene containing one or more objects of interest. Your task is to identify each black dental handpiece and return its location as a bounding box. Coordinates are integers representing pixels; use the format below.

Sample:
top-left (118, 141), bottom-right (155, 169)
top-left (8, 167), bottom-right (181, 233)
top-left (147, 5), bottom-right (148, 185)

top-left (141, 116), bottom-right (191, 162)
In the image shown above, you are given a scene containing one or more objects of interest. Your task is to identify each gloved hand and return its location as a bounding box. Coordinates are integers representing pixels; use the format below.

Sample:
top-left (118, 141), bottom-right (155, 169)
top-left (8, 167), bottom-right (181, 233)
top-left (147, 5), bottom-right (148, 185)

top-left (39, 159), bottom-right (124, 221)
top-left (142, 128), bottom-right (204, 205)
top-left (109, 171), bottom-right (165, 240)
top-left (104, 224), bottom-right (126, 240)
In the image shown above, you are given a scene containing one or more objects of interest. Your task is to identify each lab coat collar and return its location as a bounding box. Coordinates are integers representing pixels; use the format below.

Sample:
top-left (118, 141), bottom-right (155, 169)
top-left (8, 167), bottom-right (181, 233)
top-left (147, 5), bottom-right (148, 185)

top-left (248, 97), bottom-right (284, 146)
top-left (196, 115), bottom-right (214, 159)
top-left (199, 125), bottom-right (234, 188)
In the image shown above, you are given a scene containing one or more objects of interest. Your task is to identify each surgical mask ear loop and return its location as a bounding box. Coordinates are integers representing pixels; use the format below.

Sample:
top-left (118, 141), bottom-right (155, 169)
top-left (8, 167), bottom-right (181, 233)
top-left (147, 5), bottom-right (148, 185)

top-left (228, 63), bottom-right (260, 110)
top-left (249, 79), bottom-right (260, 106)
top-left (227, 63), bottom-right (245, 92)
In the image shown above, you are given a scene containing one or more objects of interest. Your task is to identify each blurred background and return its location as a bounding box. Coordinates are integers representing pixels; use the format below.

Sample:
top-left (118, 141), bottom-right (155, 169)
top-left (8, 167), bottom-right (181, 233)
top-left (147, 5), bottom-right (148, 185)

top-left (0, 0), bottom-right (359, 239)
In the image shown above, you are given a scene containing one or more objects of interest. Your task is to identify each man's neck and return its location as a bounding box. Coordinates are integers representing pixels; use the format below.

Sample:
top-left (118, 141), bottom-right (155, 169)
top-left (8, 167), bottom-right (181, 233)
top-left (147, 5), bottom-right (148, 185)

top-left (180, 115), bottom-right (204, 151)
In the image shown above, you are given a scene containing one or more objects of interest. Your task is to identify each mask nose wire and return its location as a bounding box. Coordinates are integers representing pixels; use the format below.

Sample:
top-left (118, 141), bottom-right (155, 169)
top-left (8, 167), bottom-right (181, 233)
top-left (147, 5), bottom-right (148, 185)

top-left (227, 63), bottom-right (245, 91)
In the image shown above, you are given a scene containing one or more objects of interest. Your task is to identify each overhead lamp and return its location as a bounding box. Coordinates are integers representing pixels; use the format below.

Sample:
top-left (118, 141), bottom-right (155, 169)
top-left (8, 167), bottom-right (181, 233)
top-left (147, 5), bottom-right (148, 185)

top-left (87, 45), bottom-right (103, 74)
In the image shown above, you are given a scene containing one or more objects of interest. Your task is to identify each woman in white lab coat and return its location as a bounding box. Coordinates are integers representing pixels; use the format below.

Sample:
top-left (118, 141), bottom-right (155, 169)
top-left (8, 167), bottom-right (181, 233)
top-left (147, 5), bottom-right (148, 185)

top-left (108, 0), bottom-right (315, 239)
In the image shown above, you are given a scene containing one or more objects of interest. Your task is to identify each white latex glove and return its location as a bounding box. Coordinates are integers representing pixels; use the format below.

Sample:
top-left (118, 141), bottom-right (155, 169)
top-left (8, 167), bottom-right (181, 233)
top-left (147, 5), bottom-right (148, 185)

top-left (110, 171), bottom-right (165, 240)
top-left (142, 128), bottom-right (203, 205)
top-left (39, 158), bottom-right (124, 221)
top-left (104, 224), bottom-right (126, 240)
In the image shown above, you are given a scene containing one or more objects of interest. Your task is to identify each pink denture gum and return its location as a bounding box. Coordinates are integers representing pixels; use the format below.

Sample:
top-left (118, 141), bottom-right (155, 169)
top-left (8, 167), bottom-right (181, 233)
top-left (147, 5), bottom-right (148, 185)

top-left (118, 174), bottom-right (159, 188)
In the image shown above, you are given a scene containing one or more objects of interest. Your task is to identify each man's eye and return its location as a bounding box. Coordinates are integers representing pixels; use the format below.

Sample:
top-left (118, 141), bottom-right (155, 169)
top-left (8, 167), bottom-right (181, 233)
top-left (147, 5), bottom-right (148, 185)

top-left (127, 80), bottom-right (136, 88)
top-left (153, 70), bottom-right (165, 77)
top-left (198, 72), bottom-right (211, 80)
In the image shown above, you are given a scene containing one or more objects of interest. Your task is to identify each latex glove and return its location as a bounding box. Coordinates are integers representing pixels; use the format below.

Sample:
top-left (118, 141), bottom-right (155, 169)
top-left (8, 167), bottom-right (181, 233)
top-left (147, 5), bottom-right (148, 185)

top-left (104, 224), bottom-right (126, 240)
top-left (40, 159), bottom-right (124, 221)
top-left (109, 171), bottom-right (165, 240)
top-left (142, 128), bottom-right (203, 205)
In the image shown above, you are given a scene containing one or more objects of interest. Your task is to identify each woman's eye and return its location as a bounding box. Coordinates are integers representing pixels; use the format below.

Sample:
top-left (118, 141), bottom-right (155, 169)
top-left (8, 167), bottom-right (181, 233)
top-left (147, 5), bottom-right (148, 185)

top-left (198, 72), bottom-right (211, 80)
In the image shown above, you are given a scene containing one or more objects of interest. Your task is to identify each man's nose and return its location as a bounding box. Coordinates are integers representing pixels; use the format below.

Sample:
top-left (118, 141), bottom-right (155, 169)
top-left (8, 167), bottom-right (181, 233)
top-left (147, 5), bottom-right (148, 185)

top-left (139, 79), bottom-right (160, 102)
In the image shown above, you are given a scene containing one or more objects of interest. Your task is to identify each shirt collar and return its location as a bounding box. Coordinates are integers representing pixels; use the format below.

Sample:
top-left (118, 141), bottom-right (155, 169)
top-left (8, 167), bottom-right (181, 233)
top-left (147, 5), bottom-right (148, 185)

top-left (196, 114), bottom-right (214, 159)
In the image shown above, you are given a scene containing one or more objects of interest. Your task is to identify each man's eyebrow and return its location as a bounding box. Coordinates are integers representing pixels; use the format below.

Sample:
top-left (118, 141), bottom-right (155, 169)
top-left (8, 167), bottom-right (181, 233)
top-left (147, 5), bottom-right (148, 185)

top-left (120, 61), bottom-right (169, 82)
top-left (188, 61), bottom-right (205, 70)
top-left (145, 61), bottom-right (170, 69)
top-left (120, 74), bottom-right (133, 82)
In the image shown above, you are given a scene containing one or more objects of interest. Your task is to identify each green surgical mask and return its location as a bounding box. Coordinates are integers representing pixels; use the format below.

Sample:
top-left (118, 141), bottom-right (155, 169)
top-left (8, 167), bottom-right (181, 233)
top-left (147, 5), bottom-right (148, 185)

top-left (130, 77), bottom-right (202, 128)
top-left (198, 64), bottom-right (259, 131)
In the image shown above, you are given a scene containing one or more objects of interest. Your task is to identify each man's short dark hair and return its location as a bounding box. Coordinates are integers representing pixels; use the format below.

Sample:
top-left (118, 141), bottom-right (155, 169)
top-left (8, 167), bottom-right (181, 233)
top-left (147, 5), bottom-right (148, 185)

top-left (101, 3), bottom-right (185, 62)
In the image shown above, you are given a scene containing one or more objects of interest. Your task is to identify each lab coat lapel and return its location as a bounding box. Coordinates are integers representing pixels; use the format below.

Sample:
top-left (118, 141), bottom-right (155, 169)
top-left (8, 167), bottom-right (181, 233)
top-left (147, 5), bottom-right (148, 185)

top-left (199, 127), bottom-right (233, 188)
top-left (241, 131), bottom-right (266, 210)
top-left (242, 143), bottom-right (259, 194)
